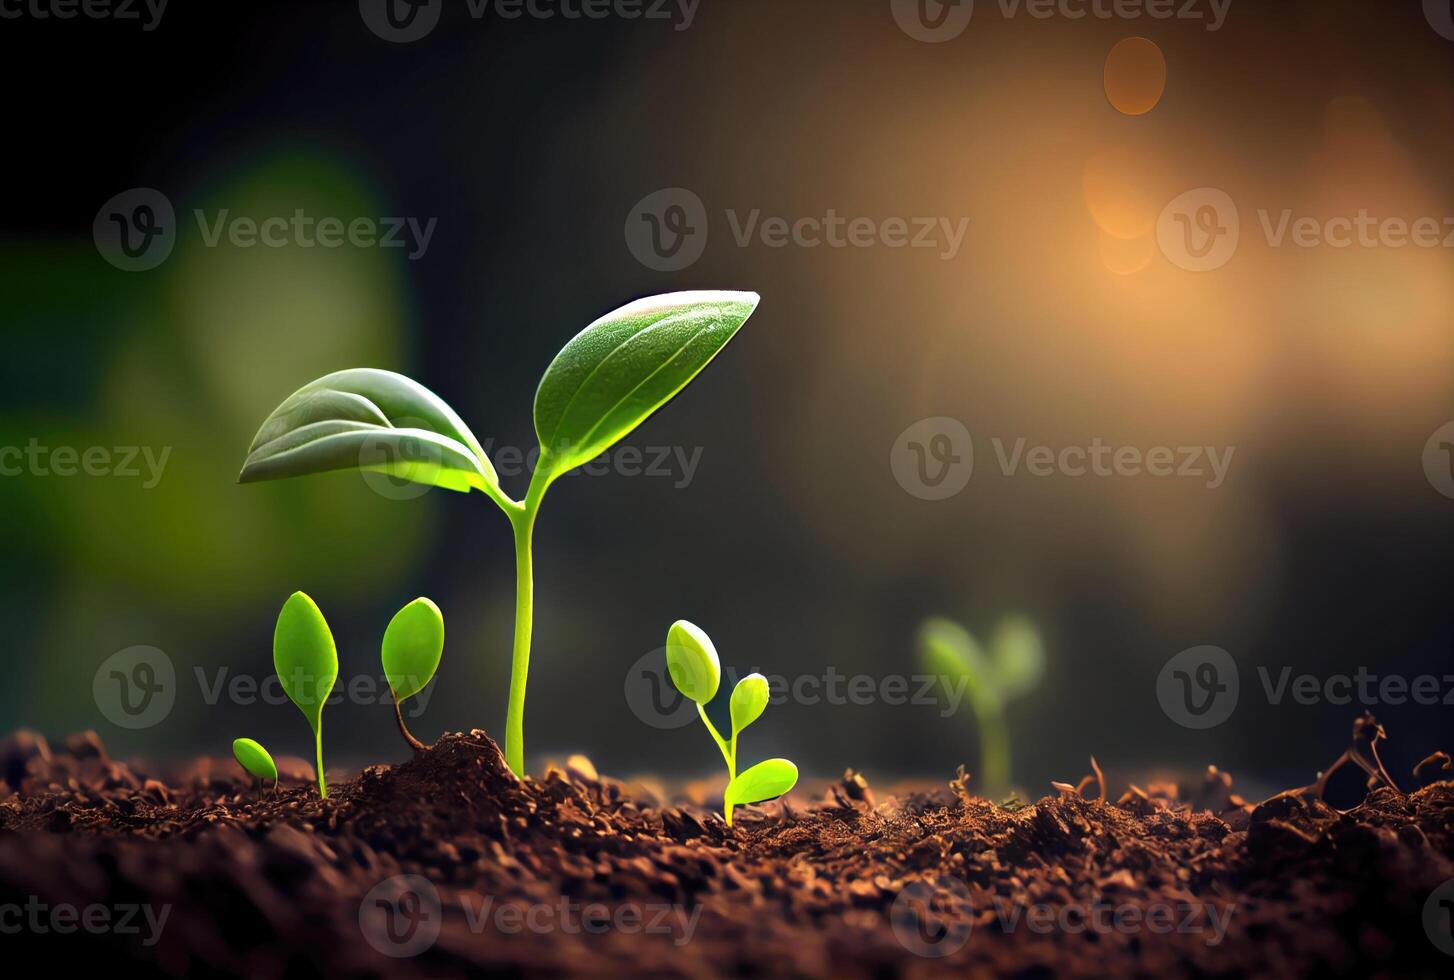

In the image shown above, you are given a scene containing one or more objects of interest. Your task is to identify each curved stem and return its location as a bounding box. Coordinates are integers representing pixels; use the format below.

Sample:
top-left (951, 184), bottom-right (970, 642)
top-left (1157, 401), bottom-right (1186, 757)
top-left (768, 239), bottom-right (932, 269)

top-left (696, 702), bottom-right (733, 769)
top-left (394, 695), bottom-right (426, 752)
top-left (697, 703), bottom-right (737, 825)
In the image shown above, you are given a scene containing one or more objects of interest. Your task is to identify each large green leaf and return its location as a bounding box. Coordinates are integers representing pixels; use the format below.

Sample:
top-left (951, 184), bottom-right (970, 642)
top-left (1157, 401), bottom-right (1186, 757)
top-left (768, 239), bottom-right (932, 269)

top-left (725, 758), bottom-right (799, 806)
top-left (532, 291), bottom-right (759, 478)
top-left (239, 369), bottom-right (499, 497)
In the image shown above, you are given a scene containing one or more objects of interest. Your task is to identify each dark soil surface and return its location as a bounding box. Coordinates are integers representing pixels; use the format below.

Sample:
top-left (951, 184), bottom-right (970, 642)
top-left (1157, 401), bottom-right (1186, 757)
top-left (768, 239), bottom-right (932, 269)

top-left (2, 723), bottom-right (1452, 978)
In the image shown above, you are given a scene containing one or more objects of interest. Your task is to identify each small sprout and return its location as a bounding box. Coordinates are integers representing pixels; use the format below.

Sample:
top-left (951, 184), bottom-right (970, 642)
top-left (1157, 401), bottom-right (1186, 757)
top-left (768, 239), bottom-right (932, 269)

top-left (665, 621), bottom-right (797, 827)
top-left (918, 614), bottom-right (1046, 799)
top-left (274, 591), bottom-right (339, 798)
top-left (382, 597), bottom-right (445, 751)
top-left (231, 737), bottom-right (278, 790)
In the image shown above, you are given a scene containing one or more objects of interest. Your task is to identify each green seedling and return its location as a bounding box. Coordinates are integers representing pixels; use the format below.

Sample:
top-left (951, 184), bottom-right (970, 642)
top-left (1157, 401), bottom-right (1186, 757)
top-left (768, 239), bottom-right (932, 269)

top-left (382, 597), bottom-right (445, 751)
top-left (239, 291), bottom-right (760, 776)
top-left (919, 615), bottom-right (1045, 799)
top-left (231, 737), bottom-right (278, 791)
top-left (666, 620), bottom-right (798, 827)
top-left (274, 591), bottom-right (339, 798)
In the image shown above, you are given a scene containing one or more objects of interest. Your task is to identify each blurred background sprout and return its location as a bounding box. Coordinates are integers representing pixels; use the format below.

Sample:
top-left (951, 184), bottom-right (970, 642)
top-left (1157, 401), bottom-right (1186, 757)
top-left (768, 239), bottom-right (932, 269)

top-left (918, 615), bottom-right (1045, 799)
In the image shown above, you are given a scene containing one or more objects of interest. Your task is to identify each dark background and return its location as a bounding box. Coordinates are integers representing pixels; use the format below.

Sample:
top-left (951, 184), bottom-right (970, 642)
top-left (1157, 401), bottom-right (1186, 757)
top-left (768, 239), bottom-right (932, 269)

top-left (0, 0), bottom-right (1450, 795)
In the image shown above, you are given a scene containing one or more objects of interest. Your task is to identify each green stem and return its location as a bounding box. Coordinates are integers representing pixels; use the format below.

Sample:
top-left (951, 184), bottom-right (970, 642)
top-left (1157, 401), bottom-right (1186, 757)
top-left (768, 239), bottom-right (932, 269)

top-left (696, 703), bottom-right (737, 825)
top-left (974, 697), bottom-right (1010, 799)
top-left (502, 472), bottom-right (549, 778)
top-left (505, 508), bottom-right (536, 776)
top-left (314, 722), bottom-right (327, 799)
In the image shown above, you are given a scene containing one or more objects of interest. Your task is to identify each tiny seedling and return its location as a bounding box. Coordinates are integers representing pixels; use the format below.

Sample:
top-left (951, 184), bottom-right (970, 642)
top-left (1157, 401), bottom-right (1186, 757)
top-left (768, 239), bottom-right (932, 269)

top-left (274, 591), bottom-right (339, 798)
top-left (231, 737), bottom-right (278, 791)
top-left (382, 597), bottom-right (445, 751)
top-left (666, 620), bottom-right (798, 826)
top-left (919, 615), bottom-right (1045, 799)
top-left (239, 292), bottom-right (760, 776)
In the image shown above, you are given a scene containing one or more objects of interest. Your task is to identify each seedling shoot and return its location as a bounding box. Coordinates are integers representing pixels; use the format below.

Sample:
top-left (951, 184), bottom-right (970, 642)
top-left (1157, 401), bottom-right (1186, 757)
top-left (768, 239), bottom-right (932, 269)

top-left (665, 620), bottom-right (798, 826)
top-left (239, 292), bottom-right (760, 775)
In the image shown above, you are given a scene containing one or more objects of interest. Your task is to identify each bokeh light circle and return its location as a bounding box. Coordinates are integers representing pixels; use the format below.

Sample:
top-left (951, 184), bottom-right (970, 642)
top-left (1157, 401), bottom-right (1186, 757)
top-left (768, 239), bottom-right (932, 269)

top-left (1104, 37), bottom-right (1166, 115)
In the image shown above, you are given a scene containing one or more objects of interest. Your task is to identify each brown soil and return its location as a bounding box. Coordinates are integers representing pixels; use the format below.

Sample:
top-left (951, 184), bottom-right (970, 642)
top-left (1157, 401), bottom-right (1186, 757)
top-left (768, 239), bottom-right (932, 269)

top-left (1, 723), bottom-right (1451, 978)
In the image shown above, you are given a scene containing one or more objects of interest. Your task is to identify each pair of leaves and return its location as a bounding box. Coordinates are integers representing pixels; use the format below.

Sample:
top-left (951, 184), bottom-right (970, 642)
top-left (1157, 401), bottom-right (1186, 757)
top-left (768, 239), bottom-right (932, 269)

top-left (666, 620), bottom-right (769, 737)
top-left (237, 291), bottom-right (761, 501)
top-left (232, 737), bottom-right (277, 784)
top-left (919, 615), bottom-right (1044, 705)
top-left (274, 592), bottom-right (444, 787)
top-left (276, 592), bottom-right (445, 711)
